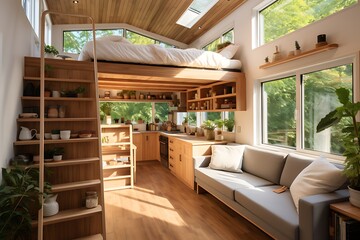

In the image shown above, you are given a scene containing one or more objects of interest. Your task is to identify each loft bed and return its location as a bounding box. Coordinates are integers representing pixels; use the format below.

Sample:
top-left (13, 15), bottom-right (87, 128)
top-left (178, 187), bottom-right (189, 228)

top-left (78, 35), bottom-right (246, 92)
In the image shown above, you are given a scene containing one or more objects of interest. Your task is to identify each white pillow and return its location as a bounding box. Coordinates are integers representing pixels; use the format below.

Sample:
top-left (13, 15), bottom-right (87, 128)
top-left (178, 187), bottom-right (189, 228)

top-left (218, 44), bottom-right (239, 59)
top-left (290, 157), bottom-right (346, 212)
top-left (97, 35), bottom-right (131, 44)
top-left (209, 145), bottom-right (245, 172)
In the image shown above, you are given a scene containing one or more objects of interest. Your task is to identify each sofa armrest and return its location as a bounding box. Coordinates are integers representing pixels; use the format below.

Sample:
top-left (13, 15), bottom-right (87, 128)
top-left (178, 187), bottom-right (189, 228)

top-left (298, 189), bottom-right (349, 240)
top-left (193, 156), bottom-right (211, 168)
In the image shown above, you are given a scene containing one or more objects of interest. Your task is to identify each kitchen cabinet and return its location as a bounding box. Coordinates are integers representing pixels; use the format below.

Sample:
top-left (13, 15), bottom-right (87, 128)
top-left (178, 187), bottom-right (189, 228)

top-left (141, 132), bottom-right (159, 161)
top-left (132, 133), bottom-right (143, 161)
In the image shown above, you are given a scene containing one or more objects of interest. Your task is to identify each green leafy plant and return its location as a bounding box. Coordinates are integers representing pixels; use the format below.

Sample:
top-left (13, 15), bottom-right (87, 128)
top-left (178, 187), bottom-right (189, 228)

top-left (224, 119), bottom-right (235, 132)
top-left (0, 167), bottom-right (51, 239)
top-left (317, 88), bottom-right (360, 189)
top-left (74, 86), bottom-right (86, 94)
top-left (100, 102), bottom-right (112, 116)
top-left (182, 116), bottom-right (189, 125)
top-left (51, 129), bottom-right (60, 135)
top-left (201, 120), bottom-right (217, 130)
top-left (52, 147), bottom-right (64, 156)
top-left (44, 45), bottom-right (59, 56)
top-left (214, 119), bottom-right (224, 129)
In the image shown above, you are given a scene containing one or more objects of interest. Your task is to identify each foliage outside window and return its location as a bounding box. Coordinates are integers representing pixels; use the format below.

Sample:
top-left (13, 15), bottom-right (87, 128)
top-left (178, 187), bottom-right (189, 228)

top-left (261, 63), bottom-right (353, 156)
top-left (303, 64), bottom-right (353, 155)
top-left (202, 29), bottom-right (234, 51)
top-left (64, 29), bottom-right (124, 54)
top-left (259, 0), bottom-right (357, 45)
top-left (155, 103), bottom-right (170, 122)
top-left (262, 76), bottom-right (296, 148)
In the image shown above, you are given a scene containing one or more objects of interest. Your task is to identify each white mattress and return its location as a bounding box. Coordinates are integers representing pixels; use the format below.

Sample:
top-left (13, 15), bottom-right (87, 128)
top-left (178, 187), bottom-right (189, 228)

top-left (78, 36), bottom-right (242, 70)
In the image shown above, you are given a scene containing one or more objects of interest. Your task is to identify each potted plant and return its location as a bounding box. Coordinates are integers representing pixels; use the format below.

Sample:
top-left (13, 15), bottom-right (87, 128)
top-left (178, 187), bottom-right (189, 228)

top-left (316, 88), bottom-right (360, 207)
top-left (44, 45), bottom-right (59, 58)
top-left (224, 119), bottom-right (235, 132)
top-left (52, 147), bottom-right (64, 161)
top-left (0, 167), bottom-right (51, 239)
top-left (44, 148), bottom-right (54, 162)
top-left (75, 86), bottom-right (86, 98)
top-left (201, 120), bottom-right (217, 140)
top-left (51, 129), bottom-right (60, 140)
top-left (100, 102), bottom-right (112, 125)
top-left (214, 119), bottom-right (224, 140)
top-left (295, 41), bottom-right (301, 55)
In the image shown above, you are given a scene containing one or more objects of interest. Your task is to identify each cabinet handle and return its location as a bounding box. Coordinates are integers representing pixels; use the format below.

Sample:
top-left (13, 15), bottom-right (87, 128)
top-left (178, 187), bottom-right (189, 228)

top-left (170, 140), bottom-right (173, 143)
top-left (170, 148), bottom-right (173, 151)
top-left (170, 164), bottom-right (173, 167)
top-left (179, 155), bottom-right (182, 162)
top-left (170, 156), bottom-right (173, 159)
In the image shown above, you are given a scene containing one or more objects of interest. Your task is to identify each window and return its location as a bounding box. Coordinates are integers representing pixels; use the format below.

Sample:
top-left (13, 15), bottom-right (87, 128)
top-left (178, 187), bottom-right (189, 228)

top-left (262, 76), bottom-right (296, 148)
top-left (302, 64), bottom-right (353, 155)
top-left (257, 0), bottom-right (357, 45)
top-left (63, 29), bottom-right (124, 54)
top-left (261, 61), bottom-right (354, 156)
top-left (22, 0), bottom-right (41, 36)
top-left (63, 29), bottom-right (174, 54)
top-left (202, 29), bottom-right (234, 51)
top-left (155, 103), bottom-right (170, 122)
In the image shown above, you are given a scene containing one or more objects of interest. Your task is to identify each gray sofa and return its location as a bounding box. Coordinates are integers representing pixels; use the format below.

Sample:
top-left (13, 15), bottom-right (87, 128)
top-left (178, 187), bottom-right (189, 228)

top-left (194, 145), bottom-right (349, 240)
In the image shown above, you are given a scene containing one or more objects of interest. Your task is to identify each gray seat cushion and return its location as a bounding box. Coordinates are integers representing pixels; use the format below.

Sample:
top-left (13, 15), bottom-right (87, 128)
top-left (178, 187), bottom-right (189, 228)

top-left (195, 167), bottom-right (274, 200)
top-left (243, 146), bottom-right (287, 184)
top-left (234, 185), bottom-right (299, 240)
top-left (280, 153), bottom-right (314, 187)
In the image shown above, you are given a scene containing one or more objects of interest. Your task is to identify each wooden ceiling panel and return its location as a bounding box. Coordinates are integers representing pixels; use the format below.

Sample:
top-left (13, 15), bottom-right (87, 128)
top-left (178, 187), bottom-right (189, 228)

top-left (45, 0), bottom-right (247, 45)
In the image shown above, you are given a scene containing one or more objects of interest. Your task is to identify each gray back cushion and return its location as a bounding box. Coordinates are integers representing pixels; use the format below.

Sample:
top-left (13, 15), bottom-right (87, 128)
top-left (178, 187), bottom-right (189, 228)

top-left (242, 146), bottom-right (287, 184)
top-left (279, 153), bottom-right (314, 187)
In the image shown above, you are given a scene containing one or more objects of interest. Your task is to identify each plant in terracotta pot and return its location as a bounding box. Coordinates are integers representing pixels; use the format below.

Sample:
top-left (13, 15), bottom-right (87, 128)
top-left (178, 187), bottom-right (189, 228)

top-left (201, 120), bottom-right (216, 140)
top-left (0, 166), bottom-right (52, 239)
top-left (316, 88), bottom-right (360, 207)
top-left (224, 119), bottom-right (235, 132)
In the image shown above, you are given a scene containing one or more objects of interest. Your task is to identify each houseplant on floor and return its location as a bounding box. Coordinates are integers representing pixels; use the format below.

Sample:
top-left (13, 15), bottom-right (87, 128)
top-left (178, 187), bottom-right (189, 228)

top-left (316, 88), bottom-right (360, 207)
top-left (0, 166), bottom-right (52, 239)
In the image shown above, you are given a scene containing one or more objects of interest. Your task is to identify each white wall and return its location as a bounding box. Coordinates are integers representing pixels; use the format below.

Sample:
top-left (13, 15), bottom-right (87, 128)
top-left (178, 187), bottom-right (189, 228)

top-left (0, 0), bottom-right (39, 171)
top-left (190, 1), bottom-right (360, 145)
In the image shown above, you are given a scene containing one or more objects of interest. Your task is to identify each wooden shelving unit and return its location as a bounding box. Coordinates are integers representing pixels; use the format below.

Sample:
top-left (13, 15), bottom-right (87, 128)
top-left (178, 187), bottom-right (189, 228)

top-left (99, 97), bottom-right (173, 103)
top-left (100, 124), bottom-right (135, 191)
top-left (259, 43), bottom-right (339, 69)
top-left (186, 78), bottom-right (246, 112)
top-left (18, 56), bottom-right (105, 239)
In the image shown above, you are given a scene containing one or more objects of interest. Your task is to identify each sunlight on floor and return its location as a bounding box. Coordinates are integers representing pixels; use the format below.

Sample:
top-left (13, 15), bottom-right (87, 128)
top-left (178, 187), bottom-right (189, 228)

top-left (105, 186), bottom-right (187, 227)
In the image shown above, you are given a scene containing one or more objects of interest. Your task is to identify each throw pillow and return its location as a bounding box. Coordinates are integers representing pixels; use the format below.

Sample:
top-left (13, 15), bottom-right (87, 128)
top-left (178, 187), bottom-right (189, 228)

top-left (218, 44), bottom-right (239, 59)
top-left (209, 145), bottom-right (245, 172)
top-left (290, 157), bottom-right (347, 212)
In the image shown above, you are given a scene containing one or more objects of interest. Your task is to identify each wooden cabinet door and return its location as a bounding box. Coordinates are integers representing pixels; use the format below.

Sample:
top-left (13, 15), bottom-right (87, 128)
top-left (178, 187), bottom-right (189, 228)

top-left (169, 137), bottom-right (180, 176)
top-left (132, 133), bottom-right (143, 161)
top-left (142, 132), bottom-right (158, 160)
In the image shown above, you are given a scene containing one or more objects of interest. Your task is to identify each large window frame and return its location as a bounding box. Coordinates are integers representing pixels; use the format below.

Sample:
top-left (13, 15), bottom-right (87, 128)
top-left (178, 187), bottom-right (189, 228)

top-left (202, 28), bottom-right (234, 51)
top-left (259, 56), bottom-right (358, 159)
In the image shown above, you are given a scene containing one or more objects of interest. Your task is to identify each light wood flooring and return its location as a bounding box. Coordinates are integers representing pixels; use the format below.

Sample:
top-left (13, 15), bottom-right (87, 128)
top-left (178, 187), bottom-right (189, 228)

top-left (104, 161), bottom-right (272, 240)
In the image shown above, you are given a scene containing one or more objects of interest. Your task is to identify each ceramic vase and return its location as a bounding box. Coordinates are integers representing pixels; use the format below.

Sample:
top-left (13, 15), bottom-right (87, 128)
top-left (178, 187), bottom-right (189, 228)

top-left (349, 186), bottom-right (360, 208)
top-left (43, 194), bottom-right (59, 217)
top-left (205, 129), bottom-right (215, 140)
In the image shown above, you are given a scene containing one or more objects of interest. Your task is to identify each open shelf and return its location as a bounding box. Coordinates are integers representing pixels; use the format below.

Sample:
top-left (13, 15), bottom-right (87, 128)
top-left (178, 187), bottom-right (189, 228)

top-left (259, 43), bottom-right (339, 69)
top-left (22, 96), bottom-right (95, 102)
top-left (17, 117), bottom-right (97, 122)
top-left (31, 206), bottom-right (102, 226)
top-left (99, 98), bottom-right (172, 103)
top-left (103, 164), bottom-right (131, 170)
top-left (14, 137), bottom-right (99, 146)
top-left (104, 175), bottom-right (131, 181)
top-left (23, 76), bottom-right (93, 83)
top-left (51, 179), bottom-right (101, 192)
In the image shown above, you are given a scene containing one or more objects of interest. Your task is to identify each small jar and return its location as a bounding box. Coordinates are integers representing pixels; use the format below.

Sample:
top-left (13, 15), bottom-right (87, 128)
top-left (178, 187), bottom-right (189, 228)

top-left (58, 105), bottom-right (65, 118)
top-left (48, 105), bottom-right (58, 118)
top-left (85, 191), bottom-right (98, 209)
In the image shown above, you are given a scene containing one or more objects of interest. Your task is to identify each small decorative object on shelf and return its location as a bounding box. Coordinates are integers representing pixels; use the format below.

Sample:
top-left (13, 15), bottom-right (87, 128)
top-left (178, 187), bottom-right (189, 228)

top-left (272, 46), bottom-right (281, 61)
top-left (43, 194), bottom-right (59, 217)
top-left (295, 41), bottom-right (301, 55)
top-left (316, 34), bottom-right (327, 48)
top-left (104, 91), bottom-right (110, 99)
top-left (265, 56), bottom-right (269, 63)
top-left (85, 191), bottom-right (98, 208)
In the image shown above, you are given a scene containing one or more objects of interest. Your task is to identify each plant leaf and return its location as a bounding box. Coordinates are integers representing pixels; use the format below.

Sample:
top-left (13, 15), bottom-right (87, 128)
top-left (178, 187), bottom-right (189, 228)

top-left (316, 109), bottom-right (341, 132)
top-left (336, 88), bottom-right (350, 105)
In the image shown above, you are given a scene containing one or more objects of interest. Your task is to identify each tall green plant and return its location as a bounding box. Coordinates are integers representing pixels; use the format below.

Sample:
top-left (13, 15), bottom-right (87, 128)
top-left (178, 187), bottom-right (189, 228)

top-left (316, 88), bottom-right (360, 189)
top-left (0, 167), bottom-right (51, 239)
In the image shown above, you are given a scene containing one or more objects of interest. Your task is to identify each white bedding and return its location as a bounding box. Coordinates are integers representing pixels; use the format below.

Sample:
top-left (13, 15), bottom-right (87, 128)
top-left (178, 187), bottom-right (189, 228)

top-left (78, 36), bottom-right (242, 70)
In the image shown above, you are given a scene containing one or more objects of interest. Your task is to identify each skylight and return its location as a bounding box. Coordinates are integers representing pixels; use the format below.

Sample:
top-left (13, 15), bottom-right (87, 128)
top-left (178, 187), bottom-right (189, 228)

top-left (176, 0), bottom-right (219, 28)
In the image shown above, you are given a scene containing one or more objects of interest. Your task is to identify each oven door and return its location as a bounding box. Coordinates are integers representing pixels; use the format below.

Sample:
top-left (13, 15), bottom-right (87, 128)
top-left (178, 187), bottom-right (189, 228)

top-left (159, 136), bottom-right (169, 168)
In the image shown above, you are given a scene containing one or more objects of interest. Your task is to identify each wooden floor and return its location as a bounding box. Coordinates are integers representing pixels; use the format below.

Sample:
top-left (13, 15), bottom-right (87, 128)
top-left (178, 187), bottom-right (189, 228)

top-left (104, 161), bottom-right (272, 240)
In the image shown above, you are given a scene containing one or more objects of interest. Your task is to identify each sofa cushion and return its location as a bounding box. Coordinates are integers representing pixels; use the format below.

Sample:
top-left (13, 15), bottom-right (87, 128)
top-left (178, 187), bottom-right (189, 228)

top-left (235, 185), bottom-right (299, 240)
top-left (280, 153), bottom-right (314, 187)
top-left (195, 167), bottom-right (274, 200)
top-left (290, 157), bottom-right (347, 211)
top-left (242, 146), bottom-right (287, 184)
top-left (209, 145), bottom-right (245, 172)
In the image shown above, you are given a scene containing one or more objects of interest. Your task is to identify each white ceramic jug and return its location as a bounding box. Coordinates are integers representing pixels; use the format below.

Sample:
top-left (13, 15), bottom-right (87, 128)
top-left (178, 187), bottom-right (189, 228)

top-left (43, 194), bottom-right (59, 217)
top-left (19, 126), bottom-right (37, 140)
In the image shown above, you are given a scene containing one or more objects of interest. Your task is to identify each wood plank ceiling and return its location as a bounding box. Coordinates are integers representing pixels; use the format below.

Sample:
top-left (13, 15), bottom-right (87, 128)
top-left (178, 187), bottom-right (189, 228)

top-left (45, 0), bottom-right (247, 45)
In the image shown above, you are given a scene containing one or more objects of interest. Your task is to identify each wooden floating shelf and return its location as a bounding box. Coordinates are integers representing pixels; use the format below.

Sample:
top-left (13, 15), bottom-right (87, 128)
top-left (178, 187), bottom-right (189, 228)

top-left (259, 43), bottom-right (339, 69)
top-left (104, 175), bottom-right (131, 181)
top-left (103, 164), bottom-right (131, 170)
top-left (43, 157), bottom-right (100, 167)
top-left (99, 98), bottom-right (172, 103)
top-left (52, 179), bottom-right (101, 192)
top-left (21, 96), bottom-right (95, 101)
top-left (17, 117), bottom-right (97, 122)
top-left (14, 137), bottom-right (98, 146)
top-left (23, 76), bottom-right (93, 83)
top-left (31, 206), bottom-right (102, 227)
